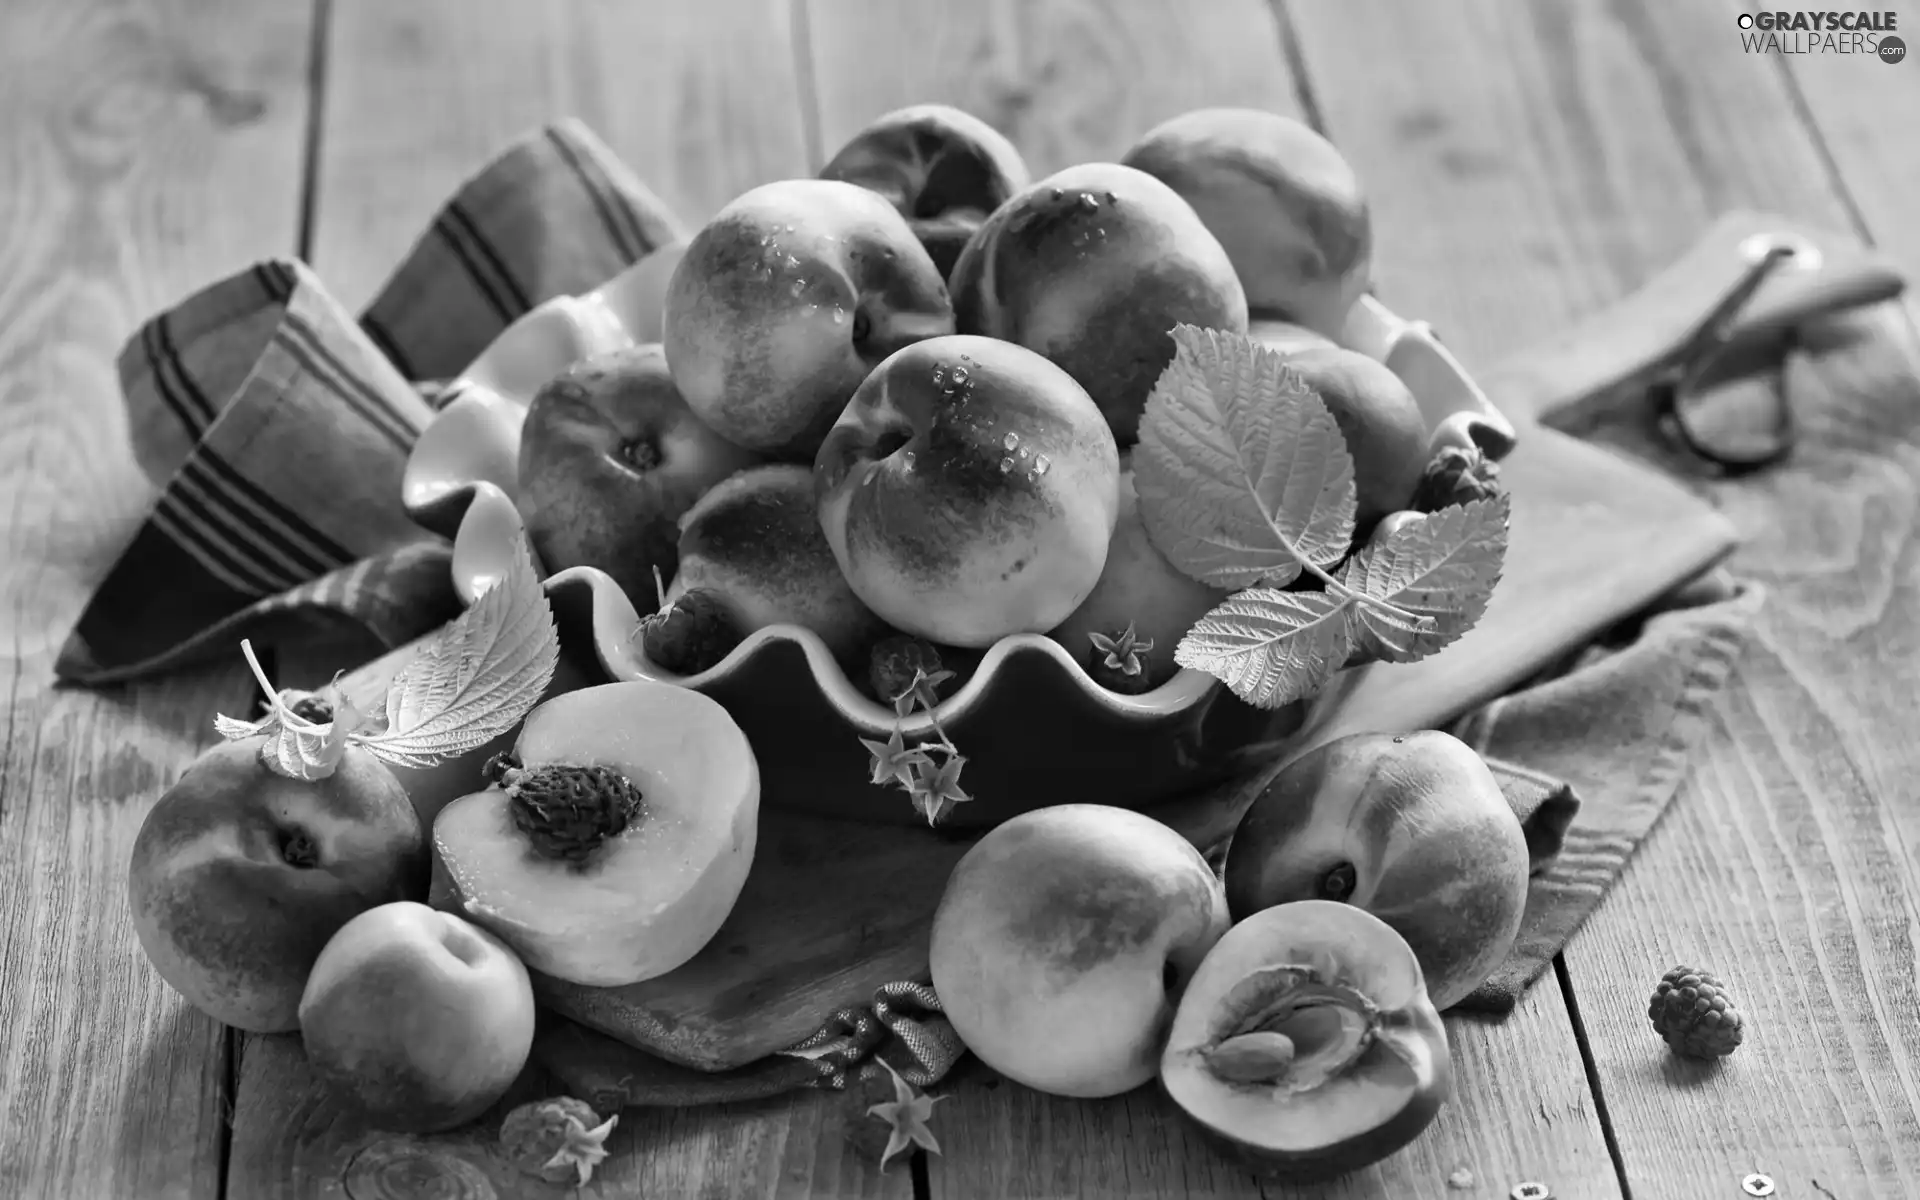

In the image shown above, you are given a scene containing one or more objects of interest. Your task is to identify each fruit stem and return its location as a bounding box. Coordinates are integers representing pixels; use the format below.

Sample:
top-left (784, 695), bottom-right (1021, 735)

top-left (1301, 561), bottom-right (1430, 628)
top-left (281, 830), bottom-right (319, 868)
top-left (238, 639), bottom-right (295, 721)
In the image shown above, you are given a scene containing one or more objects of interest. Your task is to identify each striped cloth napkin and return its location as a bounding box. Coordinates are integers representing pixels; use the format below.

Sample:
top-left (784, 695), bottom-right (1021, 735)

top-left (59, 118), bottom-right (1758, 1104)
top-left (53, 119), bottom-right (682, 686)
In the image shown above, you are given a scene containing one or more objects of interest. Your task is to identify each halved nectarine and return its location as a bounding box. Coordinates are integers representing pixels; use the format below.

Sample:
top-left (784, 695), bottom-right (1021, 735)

top-left (1160, 899), bottom-right (1451, 1183)
top-left (433, 681), bottom-right (758, 987)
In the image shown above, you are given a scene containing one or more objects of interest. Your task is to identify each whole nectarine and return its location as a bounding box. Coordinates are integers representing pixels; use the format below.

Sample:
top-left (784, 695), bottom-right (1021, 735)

top-left (948, 162), bottom-right (1248, 445)
top-left (299, 901), bottom-right (535, 1132)
top-left (517, 344), bottom-right (761, 606)
top-left (663, 179), bottom-right (955, 459)
top-left (128, 737), bottom-right (428, 1033)
top-left (1223, 730), bottom-right (1530, 1011)
top-left (815, 335), bottom-right (1121, 648)
top-left (819, 103), bottom-right (1031, 278)
top-left (929, 804), bottom-right (1230, 1098)
top-left (1123, 108), bottom-right (1372, 338)
top-left (664, 463), bottom-right (884, 664)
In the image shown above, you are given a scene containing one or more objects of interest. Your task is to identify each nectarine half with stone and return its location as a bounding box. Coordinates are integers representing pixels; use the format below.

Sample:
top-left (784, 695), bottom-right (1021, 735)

top-left (433, 681), bottom-right (759, 987)
top-left (1160, 900), bottom-right (1451, 1183)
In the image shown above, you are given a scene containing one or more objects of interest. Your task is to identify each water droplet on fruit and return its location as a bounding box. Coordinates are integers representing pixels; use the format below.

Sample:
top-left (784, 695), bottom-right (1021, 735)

top-left (831, 306), bottom-right (849, 324)
top-left (1016, 445), bottom-right (1030, 459)
top-left (1002, 431), bottom-right (1020, 450)
top-left (1079, 192), bottom-right (1099, 211)
top-left (902, 451), bottom-right (917, 470)
top-left (1033, 454), bottom-right (1052, 476)
top-left (781, 223), bottom-right (795, 233)
top-left (789, 280), bottom-right (806, 297)
top-left (1096, 227), bottom-right (1108, 240)
top-left (949, 366), bottom-right (970, 386)
top-left (1070, 230), bottom-right (1089, 246)
top-left (999, 457), bottom-right (1014, 473)
top-left (932, 366), bottom-right (947, 386)
top-left (1104, 192), bottom-right (1118, 204)
top-left (1049, 187), bottom-right (1065, 200)
top-left (862, 470), bottom-right (877, 486)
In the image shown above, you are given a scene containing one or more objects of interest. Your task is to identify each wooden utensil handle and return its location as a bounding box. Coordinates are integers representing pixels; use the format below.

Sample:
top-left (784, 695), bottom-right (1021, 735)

top-left (1474, 210), bottom-right (1905, 426)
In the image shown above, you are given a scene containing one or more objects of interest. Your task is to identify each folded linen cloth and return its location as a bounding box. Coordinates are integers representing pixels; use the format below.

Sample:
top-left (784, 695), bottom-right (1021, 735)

top-left (57, 119), bottom-right (1758, 1101)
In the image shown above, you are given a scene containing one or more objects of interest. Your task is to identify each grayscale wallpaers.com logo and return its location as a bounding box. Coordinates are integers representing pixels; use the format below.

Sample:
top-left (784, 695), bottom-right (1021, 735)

top-left (1736, 10), bottom-right (1905, 60)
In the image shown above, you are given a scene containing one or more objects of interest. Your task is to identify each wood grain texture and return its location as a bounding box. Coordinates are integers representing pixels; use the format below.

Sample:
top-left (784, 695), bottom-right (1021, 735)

top-left (229, 1032), bottom-right (911, 1200)
top-left (1286, 0), bottom-right (1920, 1194)
top-left (314, 0), bottom-right (812, 311)
top-left (805, 2), bottom-right (1619, 1196)
top-left (0, 0), bottom-right (312, 1197)
top-left (805, 0), bottom-right (1305, 176)
top-left (221, 2), bottom-right (908, 1195)
top-left (1780, 22), bottom-right (1920, 310)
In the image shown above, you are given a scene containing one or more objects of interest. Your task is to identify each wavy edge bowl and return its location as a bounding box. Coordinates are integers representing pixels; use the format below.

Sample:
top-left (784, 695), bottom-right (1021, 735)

top-left (402, 255), bottom-right (1518, 827)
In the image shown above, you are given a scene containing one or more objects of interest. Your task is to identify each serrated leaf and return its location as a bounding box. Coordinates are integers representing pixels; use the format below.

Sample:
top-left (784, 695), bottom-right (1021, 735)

top-left (1134, 325), bottom-right (1358, 591)
top-left (354, 534), bottom-right (559, 769)
top-left (1174, 589), bottom-right (1353, 709)
top-left (1340, 495), bottom-right (1511, 662)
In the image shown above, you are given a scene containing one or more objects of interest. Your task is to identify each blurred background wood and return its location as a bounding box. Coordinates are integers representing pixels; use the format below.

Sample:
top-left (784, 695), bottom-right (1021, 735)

top-left (4, 0), bottom-right (1919, 1197)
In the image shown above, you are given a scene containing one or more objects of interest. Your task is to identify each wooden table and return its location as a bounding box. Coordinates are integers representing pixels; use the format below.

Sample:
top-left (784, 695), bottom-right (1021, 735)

top-left (5, 1), bottom-right (1919, 1196)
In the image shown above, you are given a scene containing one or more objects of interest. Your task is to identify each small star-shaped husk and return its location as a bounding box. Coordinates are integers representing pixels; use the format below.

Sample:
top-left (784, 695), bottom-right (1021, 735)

top-left (894, 666), bottom-right (957, 717)
top-left (1088, 622), bottom-right (1154, 676)
top-left (865, 1056), bottom-right (941, 1170)
top-left (907, 753), bottom-right (971, 826)
top-left (545, 1112), bottom-right (619, 1186)
top-left (861, 727), bottom-right (932, 790)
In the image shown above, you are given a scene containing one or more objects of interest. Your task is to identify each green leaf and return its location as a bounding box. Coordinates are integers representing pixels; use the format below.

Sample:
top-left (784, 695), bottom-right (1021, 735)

top-left (1340, 495), bottom-right (1510, 662)
top-left (353, 533), bottom-right (560, 769)
top-left (1174, 588), bottom-right (1353, 709)
top-left (1133, 325), bottom-right (1357, 591)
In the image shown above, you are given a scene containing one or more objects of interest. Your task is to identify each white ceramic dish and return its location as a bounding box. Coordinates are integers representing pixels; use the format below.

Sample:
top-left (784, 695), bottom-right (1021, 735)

top-left (400, 244), bottom-right (1518, 827)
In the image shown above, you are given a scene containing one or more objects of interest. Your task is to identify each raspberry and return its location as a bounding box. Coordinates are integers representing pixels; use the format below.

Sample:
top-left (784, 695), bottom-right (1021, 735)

top-left (638, 588), bottom-right (743, 676)
top-left (1409, 444), bottom-right (1503, 514)
top-left (1648, 965), bottom-right (1745, 1059)
top-left (869, 635), bottom-right (949, 706)
top-left (499, 1096), bottom-right (618, 1185)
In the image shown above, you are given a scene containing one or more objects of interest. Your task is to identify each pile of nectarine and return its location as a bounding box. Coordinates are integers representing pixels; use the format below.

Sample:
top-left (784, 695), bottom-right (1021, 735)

top-left (512, 101), bottom-right (1439, 707)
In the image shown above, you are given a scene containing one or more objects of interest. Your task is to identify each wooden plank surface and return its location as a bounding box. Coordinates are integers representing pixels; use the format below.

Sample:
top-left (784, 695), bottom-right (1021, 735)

top-left (1286, 1), bottom-right (1920, 1196)
top-left (1780, 25), bottom-right (1920, 309)
top-left (0, 1), bottom-right (314, 1198)
top-left (221, 2), bottom-right (909, 1196)
top-left (805, 3), bottom-right (1619, 1197)
top-left (310, 0), bottom-right (812, 313)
